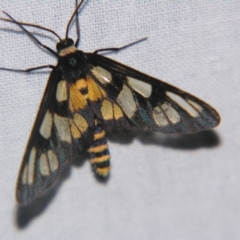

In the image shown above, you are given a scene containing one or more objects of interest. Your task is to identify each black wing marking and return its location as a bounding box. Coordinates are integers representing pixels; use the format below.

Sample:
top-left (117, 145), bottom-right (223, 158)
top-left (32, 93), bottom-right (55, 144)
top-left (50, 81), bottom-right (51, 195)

top-left (87, 53), bottom-right (220, 134)
top-left (16, 70), bottom-right (94, 205)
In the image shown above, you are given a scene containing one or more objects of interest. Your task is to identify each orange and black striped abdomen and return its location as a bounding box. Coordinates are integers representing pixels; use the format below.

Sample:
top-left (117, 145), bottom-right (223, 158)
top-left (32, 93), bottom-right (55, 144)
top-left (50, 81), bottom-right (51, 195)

top-left (87, 123), bottom-right (110, 177)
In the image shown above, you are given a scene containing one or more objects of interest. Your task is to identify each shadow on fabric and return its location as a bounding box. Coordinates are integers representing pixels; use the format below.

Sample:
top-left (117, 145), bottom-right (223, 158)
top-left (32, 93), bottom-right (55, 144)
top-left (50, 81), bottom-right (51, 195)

top-left (15, 129), bottom-right (220, 228)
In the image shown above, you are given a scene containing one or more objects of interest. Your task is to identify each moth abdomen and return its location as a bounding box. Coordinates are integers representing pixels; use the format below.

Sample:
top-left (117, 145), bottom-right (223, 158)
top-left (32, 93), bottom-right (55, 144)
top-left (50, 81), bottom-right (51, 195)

top-left (87, 124), bottom-right (110, 177)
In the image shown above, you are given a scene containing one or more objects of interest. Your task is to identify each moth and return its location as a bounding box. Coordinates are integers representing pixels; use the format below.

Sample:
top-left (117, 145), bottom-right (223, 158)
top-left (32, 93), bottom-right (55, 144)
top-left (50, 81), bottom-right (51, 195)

top-left (0, 0), bottom-right (220, 205)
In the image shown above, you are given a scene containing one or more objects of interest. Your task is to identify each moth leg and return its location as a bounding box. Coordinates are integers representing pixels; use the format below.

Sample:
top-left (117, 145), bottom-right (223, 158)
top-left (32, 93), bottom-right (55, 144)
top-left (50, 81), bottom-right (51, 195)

top-left (87, 121), bottom-right (110, 177)
top-left (93, 37), bottom-right (147, 54)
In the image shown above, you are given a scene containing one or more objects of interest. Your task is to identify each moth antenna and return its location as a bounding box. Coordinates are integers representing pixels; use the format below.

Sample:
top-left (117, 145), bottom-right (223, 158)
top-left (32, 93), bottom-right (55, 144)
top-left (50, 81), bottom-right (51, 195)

top-left (66, 0), bottom-right (84, 39)
top-left (0, 17), bottom-right (61, 41)
top-left (75, 0), bottom-right (80, 47)
top-left (2, 11), bottom-right (58, 57)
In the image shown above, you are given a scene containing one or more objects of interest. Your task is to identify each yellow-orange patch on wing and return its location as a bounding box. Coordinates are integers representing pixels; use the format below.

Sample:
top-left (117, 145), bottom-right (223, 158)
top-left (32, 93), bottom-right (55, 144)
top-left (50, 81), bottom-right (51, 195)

top-left (70, 113), bottom-right (89, 139)
top-left (99, 87), bottom-right (107, 98)
top-left (101, 100), bottom-right (113, 120)
top-left (74, 113), bottom-right (88, 133)
top-left (69, 84), bottom-right (87, 112)
top-left (113, 104), bottom-right (123, 120)
top-left (70, 122), bottom-right (81, 139)
top-left (75, 78), bottom-right (88, 90)
top-left (87, 77), bottom-right (106, 101)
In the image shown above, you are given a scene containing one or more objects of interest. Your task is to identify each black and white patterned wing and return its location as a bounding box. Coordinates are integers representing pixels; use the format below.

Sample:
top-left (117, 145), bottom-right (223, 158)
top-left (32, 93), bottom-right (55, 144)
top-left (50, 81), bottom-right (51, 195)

top-left (87, 53), bottom-right (220, 134)
top-left (16, 70), bottom-right (94, 205)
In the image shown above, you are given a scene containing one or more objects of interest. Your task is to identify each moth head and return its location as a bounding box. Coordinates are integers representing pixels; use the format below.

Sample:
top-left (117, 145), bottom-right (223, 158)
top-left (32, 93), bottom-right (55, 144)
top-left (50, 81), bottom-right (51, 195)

top-left (56, 38), bottom-right (74, 53)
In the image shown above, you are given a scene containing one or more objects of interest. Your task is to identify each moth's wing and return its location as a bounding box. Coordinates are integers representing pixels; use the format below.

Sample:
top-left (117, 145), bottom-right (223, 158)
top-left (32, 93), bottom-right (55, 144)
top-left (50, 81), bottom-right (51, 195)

top-left (86, 53), bottom-right (220, 134)
top-left (16, 70), bottom-right (94, 205)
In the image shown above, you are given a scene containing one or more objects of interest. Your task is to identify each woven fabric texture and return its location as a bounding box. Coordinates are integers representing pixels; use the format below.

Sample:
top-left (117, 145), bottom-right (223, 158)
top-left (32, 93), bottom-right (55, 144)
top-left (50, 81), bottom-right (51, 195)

top-left (0, 1), bottom-right (239, 239)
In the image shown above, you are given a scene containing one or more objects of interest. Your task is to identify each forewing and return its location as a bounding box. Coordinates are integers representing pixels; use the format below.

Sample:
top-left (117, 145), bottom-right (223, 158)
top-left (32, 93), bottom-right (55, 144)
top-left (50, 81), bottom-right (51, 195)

top-left (87, 53), bottom-right (220, 134)
top-left (16, 70), bottom-right (94, 205)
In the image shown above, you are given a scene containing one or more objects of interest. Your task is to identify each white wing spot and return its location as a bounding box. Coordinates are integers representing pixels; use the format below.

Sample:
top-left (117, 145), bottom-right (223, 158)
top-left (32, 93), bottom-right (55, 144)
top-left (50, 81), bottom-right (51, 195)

top-left (47, 150), bottom-right (59, 172)
top-left (92, 66), bottom-right (112, 85)
top-left (187, 100), bottom-right (203, 113)
top-left (56, 80), bottom-right (68, 102)
top-left (117, 84), bottom-right (137, 118)
top-left (39, 111), bottom-right (53, 139)
top-left (162, 103), bottom-right (180, 124)
top-left (152, 106), bottom-right (168, 126)
top-left (54, 114), bottom-right (72, 143)
top-left (127, 76), bottom-right (152, 98)
top-left (27, 147), bottom-right (37, 184)
top-left (21, 164), bottom-right (28, 184)
top-left (166, 91), bottom-right (199, 117)
top-left (39, 153), bottom-right (50, 176)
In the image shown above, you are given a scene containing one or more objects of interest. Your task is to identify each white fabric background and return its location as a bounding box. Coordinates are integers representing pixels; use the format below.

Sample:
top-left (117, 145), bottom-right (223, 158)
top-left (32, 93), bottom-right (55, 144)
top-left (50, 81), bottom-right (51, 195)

top-left (0, 0), bottom-right (239, 239)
